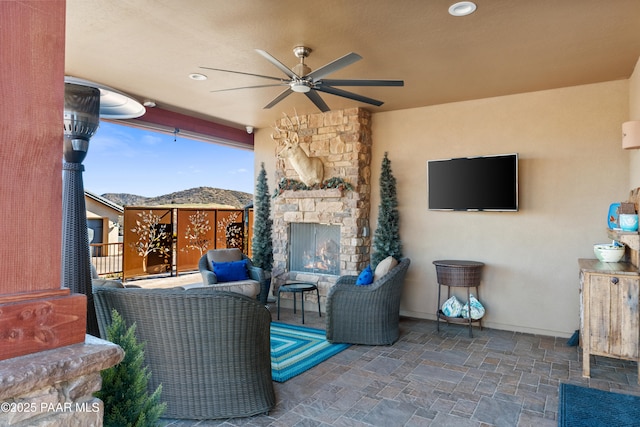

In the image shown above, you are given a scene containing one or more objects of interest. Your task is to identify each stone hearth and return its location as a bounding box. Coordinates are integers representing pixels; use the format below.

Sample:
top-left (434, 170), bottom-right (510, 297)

top-left (272, 108), bottom-right (372, 307)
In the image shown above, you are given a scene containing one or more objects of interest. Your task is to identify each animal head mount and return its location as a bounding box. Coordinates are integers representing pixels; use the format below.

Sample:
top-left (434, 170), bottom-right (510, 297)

top-left (272, 112), bottom-right (324, 186)
top-left (273, 112), bottom-right (301, 159)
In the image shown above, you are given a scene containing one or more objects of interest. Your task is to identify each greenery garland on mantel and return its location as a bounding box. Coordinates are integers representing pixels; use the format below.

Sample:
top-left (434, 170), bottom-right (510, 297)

top-left (273, 176), bottom-right (354, 198)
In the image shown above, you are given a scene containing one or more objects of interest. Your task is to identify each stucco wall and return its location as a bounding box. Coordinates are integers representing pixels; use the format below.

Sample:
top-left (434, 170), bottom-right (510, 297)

top-left (628, 57), bottom-right (640, 187)
top-left (85, 197), bottom-right (121, 245)
top-left (255, 79), bottom-right (630, 337)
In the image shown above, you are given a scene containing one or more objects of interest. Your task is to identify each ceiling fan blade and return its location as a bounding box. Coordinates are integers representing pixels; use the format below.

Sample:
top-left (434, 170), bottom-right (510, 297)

top-left (307, 52), bottom-right (362, 81)
top-left (211, 83), bottom-right (289, 92)
top-left (305, 90), bottom-right (330, 112)
top-left (315, 86), bottom-right (384, 107)
top-left (264, 88), bottom-right (293, 109)
top-left (255, 49), bottom-right (297, 79)
top-left (199, 66), bottom-right (284, 82)
top-left (320, 79), bottom-right (404, 87)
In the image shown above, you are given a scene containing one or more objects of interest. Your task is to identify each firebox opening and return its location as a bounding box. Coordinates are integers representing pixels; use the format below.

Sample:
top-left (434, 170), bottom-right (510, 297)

top-left (289, 223), bottom-right (340, 275)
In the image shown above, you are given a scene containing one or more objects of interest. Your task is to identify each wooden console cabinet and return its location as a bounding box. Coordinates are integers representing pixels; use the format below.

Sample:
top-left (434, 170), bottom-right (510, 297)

top-left (579, 258), bottom-right (640, 383)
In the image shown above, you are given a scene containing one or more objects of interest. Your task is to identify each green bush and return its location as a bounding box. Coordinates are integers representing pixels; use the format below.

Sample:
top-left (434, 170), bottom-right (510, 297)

top-left (95, 309), bottom-right (166, 427)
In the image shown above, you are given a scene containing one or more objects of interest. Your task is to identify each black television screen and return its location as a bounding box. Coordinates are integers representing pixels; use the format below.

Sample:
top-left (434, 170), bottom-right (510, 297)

top-left (428, 153), bottom-right (518, 211)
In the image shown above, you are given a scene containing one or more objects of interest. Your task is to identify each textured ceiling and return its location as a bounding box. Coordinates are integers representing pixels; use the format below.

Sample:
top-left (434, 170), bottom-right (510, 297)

top-left (66, 0), bottom-right (640, 131)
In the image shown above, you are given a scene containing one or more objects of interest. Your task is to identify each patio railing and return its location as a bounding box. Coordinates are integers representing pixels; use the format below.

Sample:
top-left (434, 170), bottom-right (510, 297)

top-left (91, 242), bottom-right (123, 276)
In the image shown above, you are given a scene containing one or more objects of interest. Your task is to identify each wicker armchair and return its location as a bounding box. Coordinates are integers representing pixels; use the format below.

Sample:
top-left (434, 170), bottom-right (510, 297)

top-left (93, 287), bottom-right (276, 420)
top-left (198, 248), bottom-right (270, 303)
top-left (326, 258), bottom-right (411, 345)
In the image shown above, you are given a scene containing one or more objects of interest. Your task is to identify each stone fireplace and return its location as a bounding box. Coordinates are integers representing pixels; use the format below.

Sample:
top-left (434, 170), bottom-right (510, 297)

top-left (272, 108), bottom-right (373, 307)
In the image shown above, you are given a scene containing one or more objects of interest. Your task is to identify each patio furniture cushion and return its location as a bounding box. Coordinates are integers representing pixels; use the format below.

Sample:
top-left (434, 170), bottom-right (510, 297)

top-left (207, 248), bottom-right (243, 264)
top-left (189, 280), bottom-right (259, 296)
top-left (374, 255), bottom-right (399, 281)
top-left (91, 264), bottom-right (124, 288)
top-left (212, 259), bottom-right (250, 282)
top-left (199, 249), bottom-right (266, 301)
top-left (356, 265), bottom-right (374, 285)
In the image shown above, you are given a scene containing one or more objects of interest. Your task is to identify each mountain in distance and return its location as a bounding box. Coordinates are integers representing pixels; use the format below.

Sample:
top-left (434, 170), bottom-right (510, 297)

top-left (102, 186), bottom-right (253, 209)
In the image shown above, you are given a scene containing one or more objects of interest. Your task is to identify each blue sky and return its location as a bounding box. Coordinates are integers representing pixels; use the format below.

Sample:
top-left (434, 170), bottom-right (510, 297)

top-left (83, 121), bottom-right (255, 197)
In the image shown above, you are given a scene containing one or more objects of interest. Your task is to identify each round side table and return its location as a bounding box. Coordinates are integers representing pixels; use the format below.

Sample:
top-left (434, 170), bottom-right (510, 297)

top-left (433, 260), bottom-right (484, 337)
top-left (277, 282), bottom-right (321, 324)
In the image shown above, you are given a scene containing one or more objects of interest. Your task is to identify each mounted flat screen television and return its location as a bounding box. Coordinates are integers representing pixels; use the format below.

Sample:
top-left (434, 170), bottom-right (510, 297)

top-left (428, 153), bottom-right (518, 211)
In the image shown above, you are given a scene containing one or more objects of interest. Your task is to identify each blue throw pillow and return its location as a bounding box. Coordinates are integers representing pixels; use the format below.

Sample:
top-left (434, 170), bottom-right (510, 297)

top-left (356, 265), bottom-right (373, 285)
top-left (212, 259), bottom-right (249, 282)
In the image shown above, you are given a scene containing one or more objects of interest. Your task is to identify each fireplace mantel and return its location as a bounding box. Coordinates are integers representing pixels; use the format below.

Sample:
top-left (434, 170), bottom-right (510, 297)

top-left (279, 188), bottom-right (343, 199)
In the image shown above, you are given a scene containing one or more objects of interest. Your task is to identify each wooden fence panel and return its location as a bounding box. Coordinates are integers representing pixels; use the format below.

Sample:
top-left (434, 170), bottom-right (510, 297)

top-left (122, 208), bottom-right (173, 280)
top-left (122, 207), bottom-right (254, 280)
top-left (176, 209), bottom-right (216, 273)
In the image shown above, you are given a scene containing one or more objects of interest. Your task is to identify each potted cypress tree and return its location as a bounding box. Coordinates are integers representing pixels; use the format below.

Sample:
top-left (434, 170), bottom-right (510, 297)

top-left (96, 309), bottom-right (166, 427)
top-left (252, 163), bottom-right (274, 304)
top-left (371, 152), bottom-right (403, 269)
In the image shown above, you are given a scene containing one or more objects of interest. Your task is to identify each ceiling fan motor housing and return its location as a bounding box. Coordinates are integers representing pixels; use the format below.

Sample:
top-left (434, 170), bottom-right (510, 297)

top-left (293, 63), bottom-right (312, 77)
top-left (293, 46), bottom-right (312, 77)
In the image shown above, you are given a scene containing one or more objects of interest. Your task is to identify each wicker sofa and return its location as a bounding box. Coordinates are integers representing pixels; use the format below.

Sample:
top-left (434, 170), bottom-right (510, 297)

top-left (93, 286), bottom-right (276, 420)
top-left (198, 248), bottom-right (270, 303)
top-left (326, 257), bottom-right (411, 345)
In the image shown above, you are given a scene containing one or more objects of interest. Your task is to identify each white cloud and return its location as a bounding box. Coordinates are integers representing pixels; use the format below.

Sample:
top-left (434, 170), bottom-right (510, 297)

top-left (140, 133), bottom-right (163, 146)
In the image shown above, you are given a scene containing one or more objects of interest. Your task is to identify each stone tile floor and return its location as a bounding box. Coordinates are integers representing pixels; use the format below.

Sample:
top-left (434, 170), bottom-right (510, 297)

top-left (130, 274), bottom-right (639, 426)
top-left (159, 305), bottom-right (640, 427)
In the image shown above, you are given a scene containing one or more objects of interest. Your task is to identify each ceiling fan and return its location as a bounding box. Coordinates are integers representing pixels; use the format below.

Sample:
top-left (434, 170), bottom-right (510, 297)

top-left (200, 46), bottom-right (404, 112)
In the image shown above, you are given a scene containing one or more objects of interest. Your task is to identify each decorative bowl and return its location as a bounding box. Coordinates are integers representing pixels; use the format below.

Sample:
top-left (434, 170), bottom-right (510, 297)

top-left (593, 244), bottom-right (625, 263)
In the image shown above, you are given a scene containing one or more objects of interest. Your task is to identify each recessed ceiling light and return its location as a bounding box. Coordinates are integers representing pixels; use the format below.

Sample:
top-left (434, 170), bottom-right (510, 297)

top-left (449, 1), bottom-right (476, 17)
top-left (189, 73), bottom-right (208, 81)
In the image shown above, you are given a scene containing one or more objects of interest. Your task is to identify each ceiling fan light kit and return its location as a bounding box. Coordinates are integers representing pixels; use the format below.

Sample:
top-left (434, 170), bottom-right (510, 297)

top-left (201, 46), bottom-right (404, 112)
top-left (291, 81), bottom-right (311, 93)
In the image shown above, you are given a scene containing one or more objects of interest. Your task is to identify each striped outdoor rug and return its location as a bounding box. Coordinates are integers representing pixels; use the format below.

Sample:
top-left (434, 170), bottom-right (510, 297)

top-left (270, 322), bottom-right (351, 382)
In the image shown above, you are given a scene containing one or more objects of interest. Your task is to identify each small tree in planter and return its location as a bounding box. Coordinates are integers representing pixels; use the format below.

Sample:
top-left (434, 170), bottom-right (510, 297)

top-left (252, 163), bottom-right (274, 303)
top-left (96, 309), bottom-right (166, 427)
top-left (371, 152), bottom-right (403, 269)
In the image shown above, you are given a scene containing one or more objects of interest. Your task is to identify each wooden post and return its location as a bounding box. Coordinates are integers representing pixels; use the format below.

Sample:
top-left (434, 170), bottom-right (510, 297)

top-left (0, 0), bottom-right (87, 360)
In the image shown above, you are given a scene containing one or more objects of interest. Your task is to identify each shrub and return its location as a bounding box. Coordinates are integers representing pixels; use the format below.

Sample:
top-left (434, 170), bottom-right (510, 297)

top-left (96, 309), bottom-right (166, 427)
